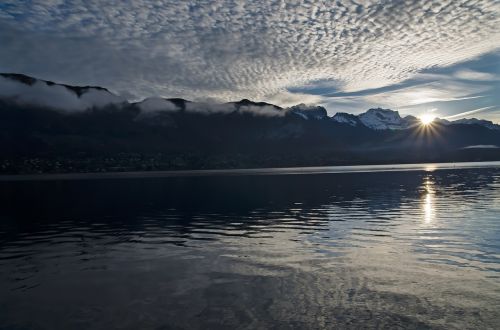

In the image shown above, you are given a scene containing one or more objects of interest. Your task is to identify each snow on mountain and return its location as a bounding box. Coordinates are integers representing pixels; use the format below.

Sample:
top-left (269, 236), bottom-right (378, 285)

top-left (288, 104), bottom-right (328, 120)
top-left (331, 110), bottom-right (445, 130)
top-left (331, 112), bottom-right (362, 126)
top-left (451, 118), bottom-right (500, 130)
top-left (331, 108), bottom-right (499, 131)
top-left (358, 108), bottom-right (412, 130)
top-left (433, 117), bottom-right (500, 130)
top-left (0, 73), bottom-right (125, 112)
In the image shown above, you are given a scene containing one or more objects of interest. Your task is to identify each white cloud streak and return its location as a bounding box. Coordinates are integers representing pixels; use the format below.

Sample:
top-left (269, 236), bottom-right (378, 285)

top-left (454, 69), bottom-right (496, 81)
top-left (444, 106), bottom-right (497, 120)
top-left (361, 81), bottom-right (492, 108)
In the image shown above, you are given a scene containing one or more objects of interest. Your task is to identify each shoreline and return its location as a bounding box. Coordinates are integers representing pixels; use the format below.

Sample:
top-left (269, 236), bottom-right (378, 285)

top-left (1, 160), bottom-right (500, 181)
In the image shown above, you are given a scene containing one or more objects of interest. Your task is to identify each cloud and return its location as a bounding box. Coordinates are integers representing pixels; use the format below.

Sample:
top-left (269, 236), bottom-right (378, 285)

top-left (263, 91), bottom-right (325, 108)
top-left (361, 81), bottom-right (491, 108)
top-left (444, 106), bottom-right (497, 120)
top-left (137, 97), bottom-right (178, 113)
top-left (0, 74), bottom-right (300, 118)
top-left (185, 101), bottom-right (284, 117)
top-left (238, 105), bottom-right (284, 117)
top-left (454, 70), bottom-right (496, 81)
top-left (135, 98), bottom-right (285, 117)
top-left (320, 80), bottom-right (490, 116)
top-left (463, 145), bottom-right (499, 149)
top-left (185, 102), bottom-right (235, 115)
top-left (0, 0), bottom-right (498, 107)
top-left (320, 60), bottom-right (500, 123)
top-left (0, 75), bottom-right (125, 112)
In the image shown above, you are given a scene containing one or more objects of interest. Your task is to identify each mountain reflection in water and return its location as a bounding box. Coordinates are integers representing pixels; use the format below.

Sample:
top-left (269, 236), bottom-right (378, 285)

top-left (0, 166), bottom-right (499, 329)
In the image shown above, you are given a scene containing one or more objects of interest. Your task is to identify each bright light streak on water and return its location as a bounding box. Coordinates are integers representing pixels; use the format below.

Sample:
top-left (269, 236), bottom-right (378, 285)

top-left (423, 176), bottom-right (435, 224)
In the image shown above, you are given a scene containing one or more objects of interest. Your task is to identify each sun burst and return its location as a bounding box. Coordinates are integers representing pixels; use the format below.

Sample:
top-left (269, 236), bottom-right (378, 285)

top-left (419, 113), bottom-right (436, 125)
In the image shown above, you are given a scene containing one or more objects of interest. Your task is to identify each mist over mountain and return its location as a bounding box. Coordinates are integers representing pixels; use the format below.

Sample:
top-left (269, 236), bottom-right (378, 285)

top-left (1, 73), bottom-right (499, 174)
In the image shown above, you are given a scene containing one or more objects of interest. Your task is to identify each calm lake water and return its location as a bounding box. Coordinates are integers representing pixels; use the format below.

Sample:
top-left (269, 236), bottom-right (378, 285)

top-left (1, 163), bottom-right (499, 329)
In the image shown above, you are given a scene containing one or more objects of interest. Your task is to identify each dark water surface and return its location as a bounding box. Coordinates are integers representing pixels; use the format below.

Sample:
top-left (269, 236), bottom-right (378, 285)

top-left (1, 164), bottom-right (499, 329)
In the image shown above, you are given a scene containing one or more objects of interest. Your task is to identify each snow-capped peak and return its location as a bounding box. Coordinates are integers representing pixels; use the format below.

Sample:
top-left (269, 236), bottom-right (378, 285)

top-left (432, 117), bottom-right (500, 130)
top-left (358, 108), bottom-right (409, 130)
top-left (451, 118), bottom-right (500, 130)
top-left (331, 112), bottom-right (360, 126)
top-left (332, 109), bottom-right (423, 130)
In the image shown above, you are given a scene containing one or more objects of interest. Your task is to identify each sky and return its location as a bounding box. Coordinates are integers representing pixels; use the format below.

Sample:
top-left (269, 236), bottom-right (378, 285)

top-left (0, 0), bottom-right (499, 122)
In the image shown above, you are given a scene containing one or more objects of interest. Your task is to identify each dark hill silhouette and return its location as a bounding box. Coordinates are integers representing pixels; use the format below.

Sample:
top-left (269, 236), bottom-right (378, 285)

top-left (0, 73), bottom-right (499, 174)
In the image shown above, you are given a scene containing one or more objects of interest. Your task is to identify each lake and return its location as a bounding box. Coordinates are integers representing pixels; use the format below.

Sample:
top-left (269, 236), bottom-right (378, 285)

top-left (1, 162), bottom-right (499, 329)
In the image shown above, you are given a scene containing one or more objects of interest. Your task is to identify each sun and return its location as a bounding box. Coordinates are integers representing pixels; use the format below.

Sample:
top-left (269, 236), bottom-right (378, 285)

top-left (419, 113), bottom-right (436, 125)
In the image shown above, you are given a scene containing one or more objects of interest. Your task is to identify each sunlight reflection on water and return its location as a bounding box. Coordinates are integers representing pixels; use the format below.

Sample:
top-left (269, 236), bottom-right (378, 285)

top-left (423, 176), bottom-right (435, 224)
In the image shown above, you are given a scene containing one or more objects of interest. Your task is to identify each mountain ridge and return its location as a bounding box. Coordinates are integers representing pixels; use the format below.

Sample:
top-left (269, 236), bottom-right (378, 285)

top-left (1, 72), bottom-right (498, 130)
top-left (1, 72), bottom-right (500, 174)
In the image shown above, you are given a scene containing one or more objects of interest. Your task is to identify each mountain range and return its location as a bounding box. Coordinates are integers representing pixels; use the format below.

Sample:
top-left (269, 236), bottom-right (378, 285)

top-left (1, 73), bottom-right (499, 174)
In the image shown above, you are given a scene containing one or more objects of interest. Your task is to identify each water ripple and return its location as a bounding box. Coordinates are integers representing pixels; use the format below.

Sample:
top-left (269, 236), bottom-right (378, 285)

top-left (0, 166), bottom-right (499, 328)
